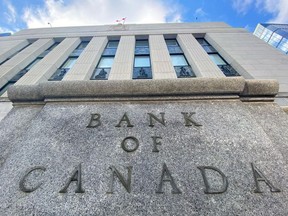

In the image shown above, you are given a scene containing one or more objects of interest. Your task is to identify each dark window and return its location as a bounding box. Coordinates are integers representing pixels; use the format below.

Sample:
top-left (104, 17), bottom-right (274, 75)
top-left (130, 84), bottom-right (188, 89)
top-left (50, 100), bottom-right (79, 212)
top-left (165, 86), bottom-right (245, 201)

top-left (165, 39), bottom-right (195, 78)
top-left (49, 57), bottom-right (77, 81)
top-left (102, 41), bottom-right (119, 56)
top-left (133, 39), bottom-right (152, 79)
top-left (166, 39), bottom-right (184, 54)
top-left (0, 46), bottom-right (45, 95)
top-left (49, 41), bottom-right (89, 81)
top-left (0, 42), bottom-right (59, 95)
top-left (0, 82), bottom-right (14, 96)
top-left (0, 43), bottom-right (32, 65)
top-left (70, 42), bottom-right (89, 57)
top-left (10, 58), bottom-right (42, 82)
top-left (196, 39), bottom-right (217, 53)
top-left (91, 41), bottom-right (119, 80)
top-left (134, 40), bottom-right (150, 55)
top-left (38, 42), bottom-right (59, 58)
top-left (196, 38), bottom-right (240, 77)
top-left (0, 58), bottom-right (9, 66)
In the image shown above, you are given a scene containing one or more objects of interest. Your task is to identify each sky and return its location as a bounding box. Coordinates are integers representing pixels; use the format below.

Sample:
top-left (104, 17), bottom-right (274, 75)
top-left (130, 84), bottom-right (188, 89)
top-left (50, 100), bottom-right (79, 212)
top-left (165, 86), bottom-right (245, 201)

top-left (0, 0), bottom-right (288, 34)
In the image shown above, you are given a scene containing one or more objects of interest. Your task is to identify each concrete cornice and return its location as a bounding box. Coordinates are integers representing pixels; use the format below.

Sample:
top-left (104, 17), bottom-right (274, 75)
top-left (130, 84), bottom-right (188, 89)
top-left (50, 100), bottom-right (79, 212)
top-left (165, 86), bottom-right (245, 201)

top-left (0, 22), bottom-right (248, 41)
top-left (7, 78), bottom-right (279, 104)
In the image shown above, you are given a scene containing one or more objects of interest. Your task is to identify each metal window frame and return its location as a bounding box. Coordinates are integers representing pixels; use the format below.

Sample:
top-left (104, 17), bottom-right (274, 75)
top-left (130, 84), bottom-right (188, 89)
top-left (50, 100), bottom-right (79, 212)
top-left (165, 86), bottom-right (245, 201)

top-left (133, 39), bottom-right (152, 79)
top-left (90, 40), bottom-right (119, 80)
top-left (135, 39), bottom-right (150, 56)
top-left (165, 38), bottom-right (183, 54)
top-left (135, 39), bottom-right (149, 48)
top-left (101, 40), bottom-right (119, 57)
top-left (165, 39), bottom-right (180, 47)
top-left (170, 54), bottom-right (189, 67)
top-left (96, 56), bottom-right (115, 69)
top-left (165, 38), bottom-right (195, 78)
top-left (0, 81), bottom-right (15, 96)
top-left (134, 55), bottom-right (151, 68)
top-left (106, 40), bottom-right (119, 48)
top-left (197, 38), bottom-right (240, 77)
top-left (60, 57), bottom-right (78, 69)
top-left (197, 38), bottom-right (230, 65)
top-left (133, 54), bottom-right (152, 79)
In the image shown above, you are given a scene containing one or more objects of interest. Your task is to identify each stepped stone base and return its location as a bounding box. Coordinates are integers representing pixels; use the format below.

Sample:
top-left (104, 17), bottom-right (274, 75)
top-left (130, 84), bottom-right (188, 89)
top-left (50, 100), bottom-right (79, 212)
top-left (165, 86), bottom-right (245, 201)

top-left (1, 78), bottom-right (288, 215)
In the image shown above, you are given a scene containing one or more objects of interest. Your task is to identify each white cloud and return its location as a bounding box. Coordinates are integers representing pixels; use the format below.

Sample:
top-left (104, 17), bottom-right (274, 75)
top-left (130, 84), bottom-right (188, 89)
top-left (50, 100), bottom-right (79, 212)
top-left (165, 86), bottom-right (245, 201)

top-left (258, 0), bottom-right (288, 23)
top-left (233, 0), bottom-right (288, 23)
top-left (232, 0), bottom-right (253, 15)
top-left (22, 0), bottom-right (182, 28)
top-left (171, 14), bottom-right (182, 23)
top-left (4, 0), bottom-right (17, 23)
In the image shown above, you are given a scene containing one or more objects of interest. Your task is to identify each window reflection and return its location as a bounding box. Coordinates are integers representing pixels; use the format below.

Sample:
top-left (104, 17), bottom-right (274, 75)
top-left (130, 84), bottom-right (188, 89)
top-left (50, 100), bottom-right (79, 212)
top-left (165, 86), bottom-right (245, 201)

top-left (165, 39), bottom-right (195, 78)
top-left (133, 39), bottom-right (152, 79)
top-left (49, 41), bottom-right (90, 81)
top-left (91, 40), bottom-right (119, 80)
top-left (171, 55), bottom-right (188, 66)
top-left (134, 56), bottom-right (150, 67)
top-left (253, 23), bottom-right (288, 54)
top-left (0, 42), bottom-right (59, 95)
top-left (196, 38), bottom-right (240, 77)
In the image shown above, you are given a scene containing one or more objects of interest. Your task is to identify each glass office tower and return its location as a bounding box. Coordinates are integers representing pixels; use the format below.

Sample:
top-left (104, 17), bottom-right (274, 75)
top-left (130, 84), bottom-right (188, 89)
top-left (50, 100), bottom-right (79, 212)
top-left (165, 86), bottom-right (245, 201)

top-left (254, 23), bottom-right (288, 54)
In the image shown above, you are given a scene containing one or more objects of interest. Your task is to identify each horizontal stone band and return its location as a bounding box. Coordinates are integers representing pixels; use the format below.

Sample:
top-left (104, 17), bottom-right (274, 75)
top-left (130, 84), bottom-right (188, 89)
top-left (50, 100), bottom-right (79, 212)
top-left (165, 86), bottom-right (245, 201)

top-left (7, 77), bottom-right (278, 103)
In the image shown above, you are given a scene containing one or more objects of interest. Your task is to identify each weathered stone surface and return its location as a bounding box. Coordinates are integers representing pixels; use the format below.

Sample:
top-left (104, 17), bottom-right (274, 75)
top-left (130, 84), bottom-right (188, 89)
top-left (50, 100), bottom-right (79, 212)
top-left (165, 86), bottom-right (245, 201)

top-left (7, 84), bottom-right (43, 102)
top-left (8, 77), bottom-right (246, 102)
top-left (241, 79), bottom-right (279, 96)
top-left (8, 78), bottom-right (280, 104)
top-left (0, 100), bottom-right (288, 215)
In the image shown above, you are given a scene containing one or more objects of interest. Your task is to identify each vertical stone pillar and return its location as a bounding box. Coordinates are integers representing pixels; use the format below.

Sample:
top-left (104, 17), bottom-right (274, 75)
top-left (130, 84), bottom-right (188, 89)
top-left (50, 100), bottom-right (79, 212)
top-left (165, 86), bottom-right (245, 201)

top-left (177, 34), bottom-right (225, 77)
top-left (109, 36), bottom-right (135, 80)
top-left (63, 37), bottom-right (107, 81)
top-left (16, 38), bottom-right (80, 85)
top-left (0, 38), bottom-right (54, 87)
top-left (0, 40), bottom-right (29, 64)
top-left (149, 35), bottom-right (176, 79)
top-left (0, 101), bottom-right (12, 121)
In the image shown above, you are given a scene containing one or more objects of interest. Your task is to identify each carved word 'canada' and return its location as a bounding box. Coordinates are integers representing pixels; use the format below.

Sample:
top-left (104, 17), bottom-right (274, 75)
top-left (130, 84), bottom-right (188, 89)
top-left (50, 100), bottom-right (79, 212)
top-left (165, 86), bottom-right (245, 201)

top-left (19, 163), bottom-right (281, 195)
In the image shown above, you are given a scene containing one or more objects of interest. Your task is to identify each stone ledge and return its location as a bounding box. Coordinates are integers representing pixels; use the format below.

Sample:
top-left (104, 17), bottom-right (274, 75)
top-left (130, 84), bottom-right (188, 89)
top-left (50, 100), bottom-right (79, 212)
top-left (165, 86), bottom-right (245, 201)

top-left (8, 85), bottom-right (43, 102)
top-left (7, 77), bottom-right (278, 103)
top-left (0, 97), bottom-right (10, 102)
top-left (240, 79), bottom-right (279, 96)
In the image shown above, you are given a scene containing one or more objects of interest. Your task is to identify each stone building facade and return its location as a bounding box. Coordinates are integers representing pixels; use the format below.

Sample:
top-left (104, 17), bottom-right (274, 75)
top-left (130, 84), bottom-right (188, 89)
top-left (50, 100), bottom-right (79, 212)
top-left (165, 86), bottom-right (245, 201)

top-left (1, 23), bottom-right (288, 215)
top-left (1, 22), bottom-right (288, 120)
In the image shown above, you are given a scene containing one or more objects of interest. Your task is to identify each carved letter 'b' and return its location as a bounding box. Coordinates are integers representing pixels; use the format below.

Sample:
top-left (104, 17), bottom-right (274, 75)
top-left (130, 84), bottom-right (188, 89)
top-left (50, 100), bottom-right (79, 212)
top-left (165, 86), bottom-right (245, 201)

top-left (87, 113), bottom-right (101, 128)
